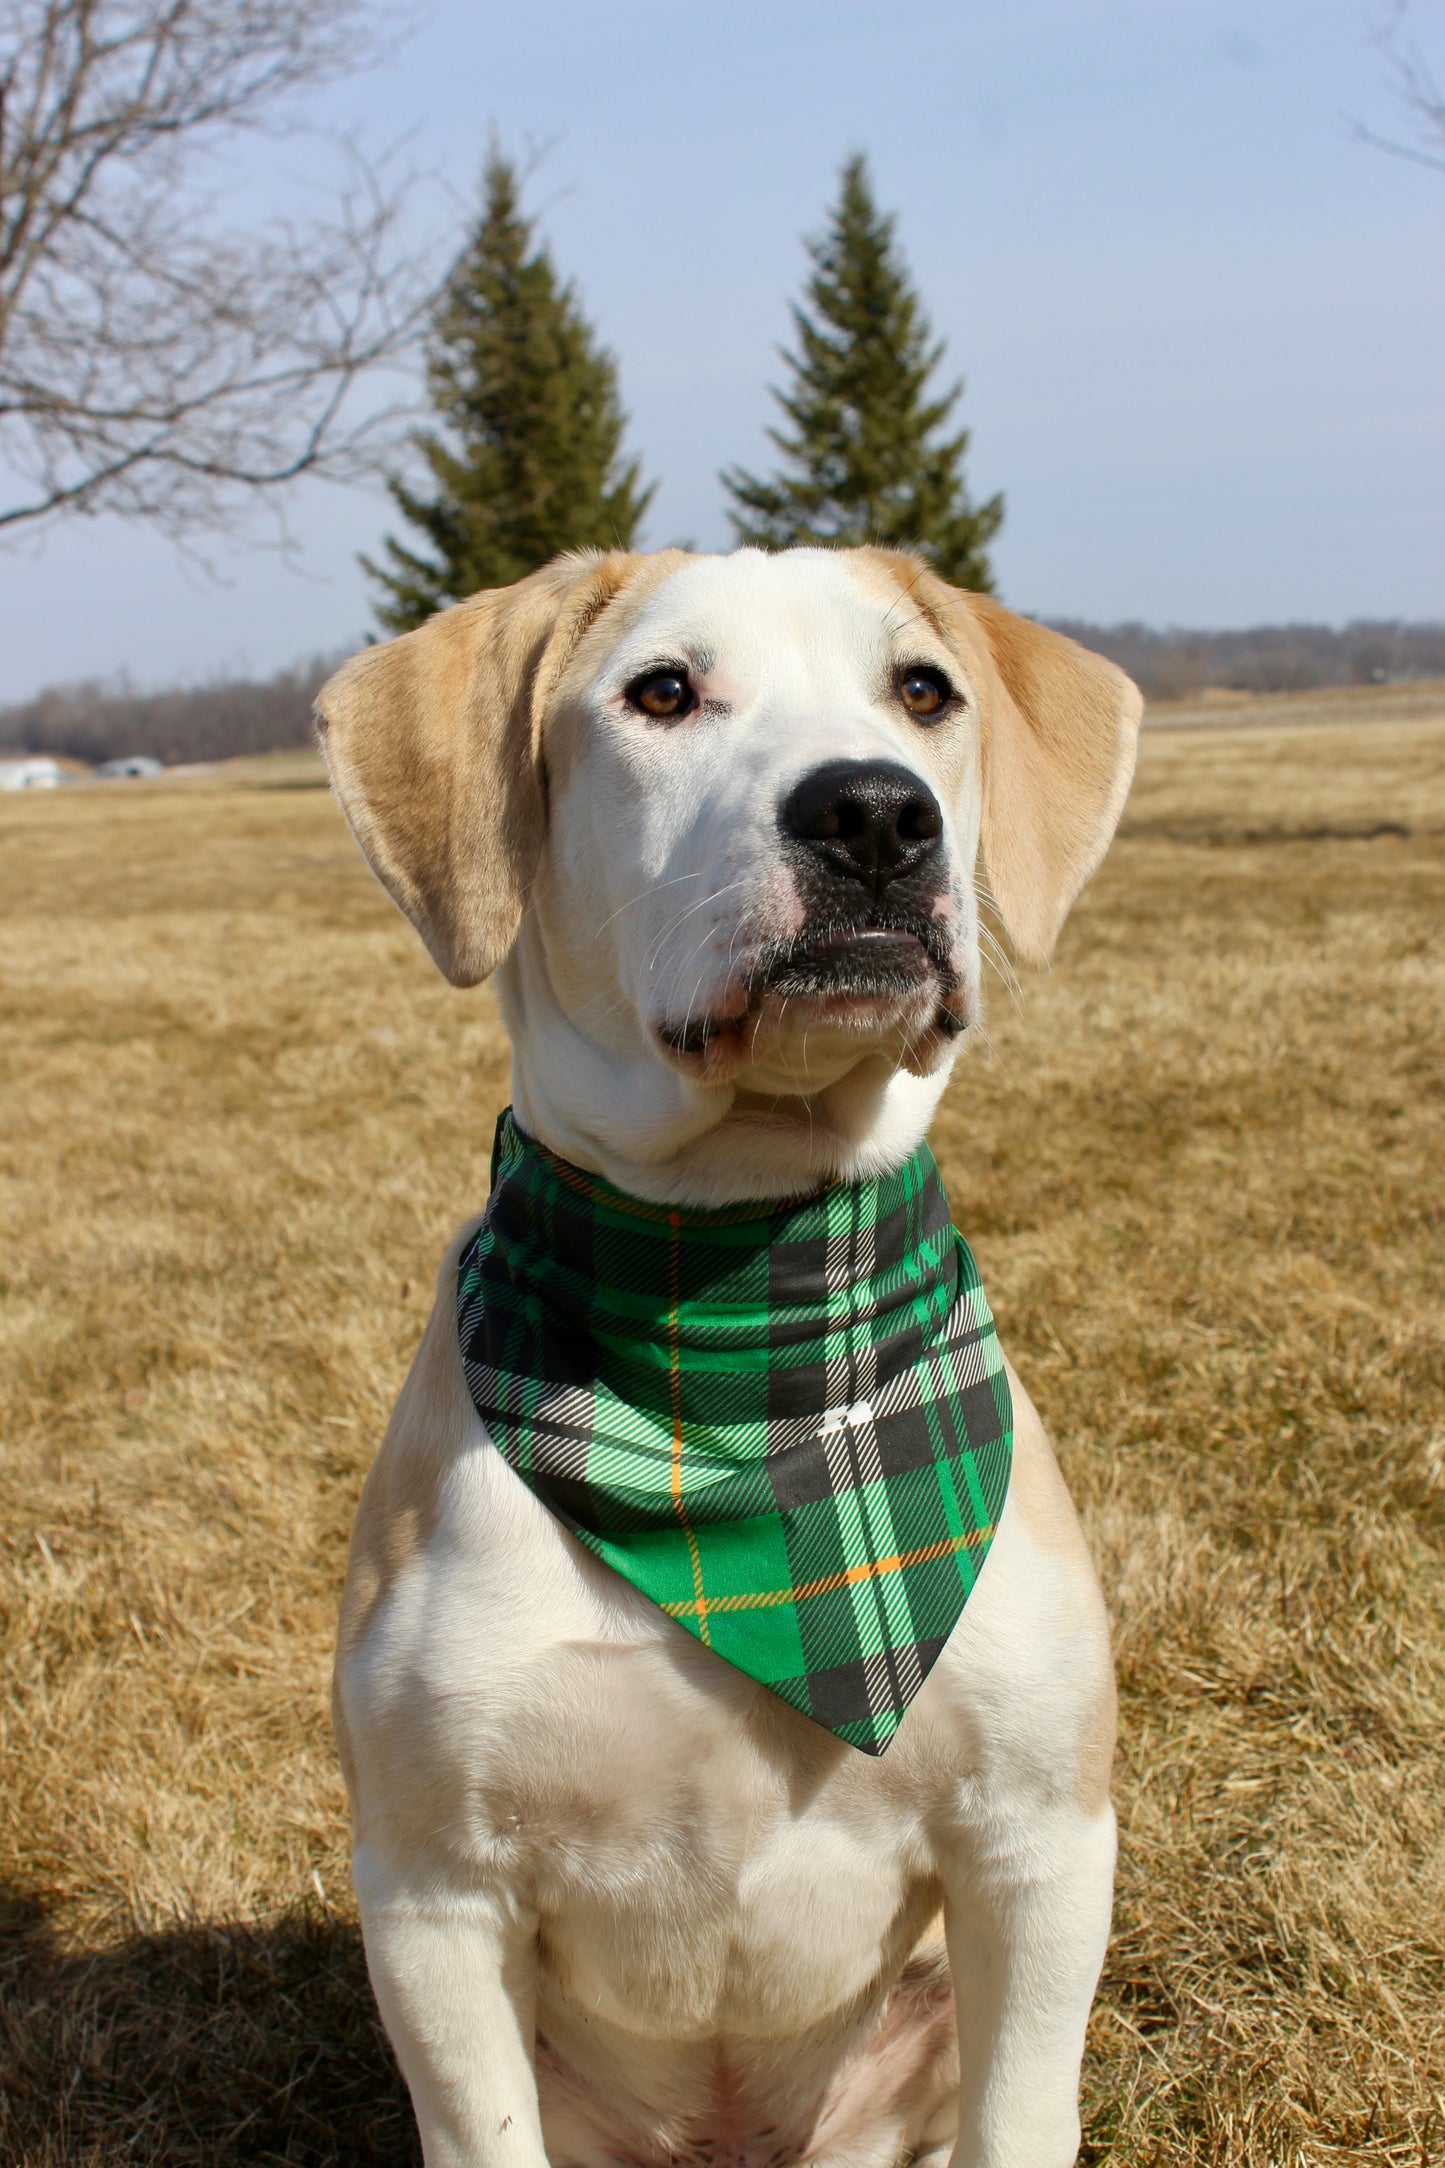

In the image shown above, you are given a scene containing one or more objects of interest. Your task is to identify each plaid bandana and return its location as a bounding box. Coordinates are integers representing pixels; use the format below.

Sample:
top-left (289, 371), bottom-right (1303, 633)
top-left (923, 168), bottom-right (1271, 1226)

top-left (457, 1110), bottom-right (1012, 1756)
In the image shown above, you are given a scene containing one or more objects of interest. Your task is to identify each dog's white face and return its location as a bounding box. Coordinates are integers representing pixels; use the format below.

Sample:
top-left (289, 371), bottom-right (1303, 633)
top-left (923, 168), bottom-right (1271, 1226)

top-left (319, 546), bottom-right (1141, 1202)
top-left (509, 550), bottom-right (985, 1192)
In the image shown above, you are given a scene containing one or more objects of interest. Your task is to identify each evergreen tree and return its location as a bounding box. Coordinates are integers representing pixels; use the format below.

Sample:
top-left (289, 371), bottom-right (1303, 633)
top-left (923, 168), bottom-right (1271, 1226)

top-left (364, 155), bottom-right (653, 631)
top-left (722, 154), bottom-right (1002, 590)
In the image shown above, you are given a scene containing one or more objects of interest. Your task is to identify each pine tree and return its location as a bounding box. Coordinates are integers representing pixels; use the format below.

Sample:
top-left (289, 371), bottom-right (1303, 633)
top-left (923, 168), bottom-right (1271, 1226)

top-left (363, 156), bottom-right (654, 631)
top-left (722, 154), bottom-right (1002, 590)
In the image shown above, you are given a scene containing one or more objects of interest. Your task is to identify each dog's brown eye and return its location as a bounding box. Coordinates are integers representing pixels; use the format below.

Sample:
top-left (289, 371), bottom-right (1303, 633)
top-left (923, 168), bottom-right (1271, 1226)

top-left (627, 668), bottom-right (696, 720)
top-left (899, 667), bottom-right (952, 722)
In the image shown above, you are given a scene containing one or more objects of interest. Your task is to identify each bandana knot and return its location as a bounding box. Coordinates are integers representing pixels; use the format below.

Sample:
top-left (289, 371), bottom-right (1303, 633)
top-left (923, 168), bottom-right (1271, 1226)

top-left (458, 1111), bottom-right (1012, 1755)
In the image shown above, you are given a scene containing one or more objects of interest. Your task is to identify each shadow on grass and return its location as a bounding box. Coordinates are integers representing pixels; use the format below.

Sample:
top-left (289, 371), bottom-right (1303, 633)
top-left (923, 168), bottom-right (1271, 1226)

top-left (0, 1885), bottom-right (419, 2166)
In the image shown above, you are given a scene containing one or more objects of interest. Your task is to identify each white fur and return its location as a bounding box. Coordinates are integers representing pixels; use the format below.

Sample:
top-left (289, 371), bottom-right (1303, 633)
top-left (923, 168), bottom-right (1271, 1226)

top-left (333, 550), bottom-right (1120, 2168)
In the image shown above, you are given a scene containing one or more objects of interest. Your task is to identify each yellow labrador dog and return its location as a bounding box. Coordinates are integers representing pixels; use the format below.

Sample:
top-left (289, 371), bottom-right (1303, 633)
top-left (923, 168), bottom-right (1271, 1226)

top-left (318, 546), bottom-right (1141, 2168)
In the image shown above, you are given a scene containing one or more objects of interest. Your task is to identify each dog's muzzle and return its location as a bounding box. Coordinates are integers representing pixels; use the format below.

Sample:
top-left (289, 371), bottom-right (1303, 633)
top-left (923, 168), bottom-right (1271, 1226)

top-left (755, 755), bottom-right (959, 1010)
top-left (654, 758), bottom-right (966, 1066)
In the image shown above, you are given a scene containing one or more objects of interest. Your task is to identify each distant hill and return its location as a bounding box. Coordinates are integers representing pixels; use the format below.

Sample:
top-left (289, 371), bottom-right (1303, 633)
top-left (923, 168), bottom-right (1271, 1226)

top-left (0, 656), bottom-right (341, 767)
top-left (3, 619), bottom-right (1443, 766)
top-left (1051, 619), bottom-right (1445, 703)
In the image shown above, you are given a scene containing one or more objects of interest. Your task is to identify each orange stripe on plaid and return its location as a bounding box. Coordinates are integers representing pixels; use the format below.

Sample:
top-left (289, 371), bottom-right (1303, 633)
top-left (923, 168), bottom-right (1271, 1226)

top-left (667, 1212), bottom-right (711, 1646)
top-left (659, 1525), bottom-right (995, 1620)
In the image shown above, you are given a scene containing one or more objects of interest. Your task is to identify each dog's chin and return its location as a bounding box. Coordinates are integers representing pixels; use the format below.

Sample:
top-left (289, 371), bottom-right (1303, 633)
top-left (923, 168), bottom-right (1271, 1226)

top-left (652, 929), bottom-right (973, 1085)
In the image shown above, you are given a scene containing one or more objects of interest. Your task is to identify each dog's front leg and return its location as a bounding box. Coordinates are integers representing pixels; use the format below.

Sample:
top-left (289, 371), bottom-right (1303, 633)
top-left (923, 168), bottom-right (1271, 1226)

top-left (355, 1851), bottom-right (549, 2168)
top-left (943, 1800), bottom-right (1116, 2168)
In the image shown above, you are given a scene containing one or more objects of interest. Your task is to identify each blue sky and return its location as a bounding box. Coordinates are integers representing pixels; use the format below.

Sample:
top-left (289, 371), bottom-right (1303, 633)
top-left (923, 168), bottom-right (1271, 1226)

top-left (3, 0), bottom-right (1442, 700)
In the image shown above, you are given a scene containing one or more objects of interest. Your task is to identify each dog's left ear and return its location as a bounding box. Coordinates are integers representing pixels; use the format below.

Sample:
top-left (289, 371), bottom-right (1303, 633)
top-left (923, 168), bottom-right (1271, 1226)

top-left (942, 589), bottom-right (1143, 967)
top-left (315, 552), bottom-right (646, 987)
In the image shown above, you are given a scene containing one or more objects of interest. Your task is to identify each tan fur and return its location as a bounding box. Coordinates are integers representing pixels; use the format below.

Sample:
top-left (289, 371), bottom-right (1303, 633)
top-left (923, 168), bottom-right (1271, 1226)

top-left (331, 1222), bottom-right (486, 1791)
top-left (316, 552), bottom-right (687, 986)
top-left (964, 592), bottom-right (1142, 966)
top-left (1074, 1674), bottom-right (1119, 1819)
top-left (1004, 1364), bottom-right (1090, 1564)
top-left (839, 552), bottom-right (1143, 965)
top-left (1004, 1362), bottom-right (1118, 1816)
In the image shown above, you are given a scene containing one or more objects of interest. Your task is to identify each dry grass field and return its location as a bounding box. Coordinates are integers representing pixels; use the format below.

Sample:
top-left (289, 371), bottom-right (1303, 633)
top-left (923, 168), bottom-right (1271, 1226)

top-left (2, 691), bottom-right (1443, 2166)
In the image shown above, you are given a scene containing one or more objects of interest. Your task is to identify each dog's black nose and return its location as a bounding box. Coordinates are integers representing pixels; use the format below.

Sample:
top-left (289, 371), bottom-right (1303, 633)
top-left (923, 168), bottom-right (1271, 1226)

top-left (780, 760), bottom-right (944, 899)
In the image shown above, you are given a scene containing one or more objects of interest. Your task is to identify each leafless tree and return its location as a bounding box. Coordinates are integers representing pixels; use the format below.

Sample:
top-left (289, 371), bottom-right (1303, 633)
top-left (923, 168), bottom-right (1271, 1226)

top-left (0, 0), bottom-right (434, 540)
top-left (1355, 2), bottom-right (1445, 172)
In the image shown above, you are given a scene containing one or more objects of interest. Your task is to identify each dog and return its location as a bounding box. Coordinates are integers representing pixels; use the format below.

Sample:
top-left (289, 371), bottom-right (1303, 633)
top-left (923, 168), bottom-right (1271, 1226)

top-left (318, 544), bottom-right (1142, 2168)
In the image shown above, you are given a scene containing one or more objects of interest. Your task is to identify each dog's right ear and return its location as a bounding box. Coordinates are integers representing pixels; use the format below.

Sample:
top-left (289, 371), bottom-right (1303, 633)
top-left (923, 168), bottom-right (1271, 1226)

top-left (316, 553), bottom-right (641, 987)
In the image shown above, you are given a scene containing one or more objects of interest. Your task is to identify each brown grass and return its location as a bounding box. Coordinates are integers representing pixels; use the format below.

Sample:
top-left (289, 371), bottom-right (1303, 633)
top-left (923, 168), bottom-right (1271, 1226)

top-left (2, 699), bottom-right (1442, 2166)
top-left (1146, 678), bottom-right (1445, 736)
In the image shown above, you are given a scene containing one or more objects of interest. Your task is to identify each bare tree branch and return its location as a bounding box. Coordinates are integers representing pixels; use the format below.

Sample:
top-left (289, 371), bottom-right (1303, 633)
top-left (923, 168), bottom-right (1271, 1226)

top-left (1352, 1), bottom-right (1445, 173)
top-left (0, 0), bottom-right (436, 541)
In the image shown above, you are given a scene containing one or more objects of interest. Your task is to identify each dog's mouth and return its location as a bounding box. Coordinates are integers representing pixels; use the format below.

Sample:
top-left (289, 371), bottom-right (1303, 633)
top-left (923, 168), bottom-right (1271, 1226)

top-left (655, 916), bottom-right (970, 1070)
top-left (757, 926), bottom-right (935, 1003)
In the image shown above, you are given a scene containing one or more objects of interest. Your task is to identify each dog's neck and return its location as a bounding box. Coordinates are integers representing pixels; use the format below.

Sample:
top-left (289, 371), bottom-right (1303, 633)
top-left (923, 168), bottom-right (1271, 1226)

top-left (497, 925), bottom-right (954, 1208)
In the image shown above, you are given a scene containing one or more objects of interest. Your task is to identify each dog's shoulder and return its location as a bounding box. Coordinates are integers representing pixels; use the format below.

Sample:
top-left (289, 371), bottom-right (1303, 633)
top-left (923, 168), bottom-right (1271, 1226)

top-left (974, 1351), bottom-right (1116, 1813)
top-left (1001, 1357), bottom-right (1097, 1571)
top-left (880, 1350), bottom-right (1114, 1820)
top-left (332, 1219), bottom-right (656, 1793)
top-left (332, 1221), bottom-right (487, 1737)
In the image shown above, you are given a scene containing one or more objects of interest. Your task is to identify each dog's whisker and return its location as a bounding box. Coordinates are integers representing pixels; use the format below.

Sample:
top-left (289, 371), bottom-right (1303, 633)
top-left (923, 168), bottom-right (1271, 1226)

top-left (976, 923), bottom-right (1023, 1016)
top-left (645, 878), bottom-right (750, 975)
top-left (593, 868), bottom-right (712, 941)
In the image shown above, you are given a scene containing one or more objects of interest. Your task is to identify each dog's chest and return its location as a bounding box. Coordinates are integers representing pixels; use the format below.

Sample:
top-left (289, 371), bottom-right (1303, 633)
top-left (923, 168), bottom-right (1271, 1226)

top-left (361, 1441), bottom-right (948, 2039)
top-left (489, 1663), bottom-right (954, 2168)
top-left (528, 1747), bottom-right (940, 2038)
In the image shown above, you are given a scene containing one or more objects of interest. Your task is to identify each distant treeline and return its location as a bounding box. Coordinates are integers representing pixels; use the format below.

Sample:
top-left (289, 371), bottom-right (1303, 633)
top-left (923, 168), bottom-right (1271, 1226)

top-left (3, 618), bottom-right (1444, 766)
top-left (0, 656), bottom-right (339, 767)
top-left (1050, 619), bottom-right (1445, 702)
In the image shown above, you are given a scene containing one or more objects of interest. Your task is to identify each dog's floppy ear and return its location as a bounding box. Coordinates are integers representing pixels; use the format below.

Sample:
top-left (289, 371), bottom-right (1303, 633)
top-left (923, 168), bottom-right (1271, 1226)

top-left (316, 552), bottom-right (639, 987)
top-left (962, 590), bottom-right (1143, 967)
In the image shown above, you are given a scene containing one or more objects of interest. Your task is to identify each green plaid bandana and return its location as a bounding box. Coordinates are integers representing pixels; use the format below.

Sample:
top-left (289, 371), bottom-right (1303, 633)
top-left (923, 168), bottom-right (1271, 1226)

top-left (457, 1111), bottom-right (1012, 1756)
